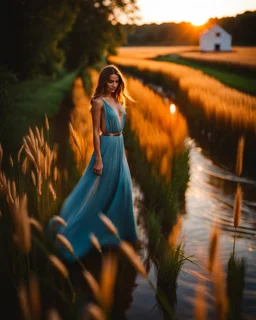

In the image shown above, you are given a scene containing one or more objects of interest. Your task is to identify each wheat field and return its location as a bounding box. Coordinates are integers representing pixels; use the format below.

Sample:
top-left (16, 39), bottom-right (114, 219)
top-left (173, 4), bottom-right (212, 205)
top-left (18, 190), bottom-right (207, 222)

top-left (117, 46), bottom-right (256, 67)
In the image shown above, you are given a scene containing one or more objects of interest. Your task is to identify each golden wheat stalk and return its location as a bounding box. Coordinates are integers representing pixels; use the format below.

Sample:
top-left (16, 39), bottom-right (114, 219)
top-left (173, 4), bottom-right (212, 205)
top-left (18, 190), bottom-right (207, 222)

top-left (29, 218), bottom-right (44, 235)
top-left (48, 182), bottom-right (57, 201)
top-left (48, 255), bottom-right (69, 278)
top-left (98, 213), bottom-right (119, 237)
top-left (24, 147), bottom-right (37, 167)
top-left (45, 114), bottom-right (50, 131)
top-left (31, 170), bottom-right (37, 186)
top-left (69, 122), bottom-right (83, 158)
top-left (83, 270), bottom-right (100, 298)
top-left (40, 128), bottom-right (45, 146)
top-left (168, 216), bottom-right (183, 249)
top-left (29, 127), bottom-right (37, 147)
top-left (234, 184), bottom-right (242, 229)
top-left (53, 166), bottom-right (58, 182)
top-left (213, 259), bottom-right (228, 320)
top-left (119, 241), bottom-right (148, 278)
top-left (17, 144), bottom-right (24, 163)
top-left (52, 215), bottom-right (67, 227)
top-left (208, 224), bottom-right (219, 274)
top-left (22, 157), bottom-right (28, 174)
top-left (56, 234), bottom-right (74, 254)
top-left (99, 253), bottom-right (118, 311)
top-left (29, 274), bottom-right (41, 320)
top-left (83, 303), bottom-right (105, 320)
top-left (7, 180), bottom-right (14, 204)
top-left (236, 136), bottom-right (245, 176)
top-left (90, 233), bottom-right (102, 253)
top-left (11, 180), bottom-right (17, 201)
top-left (9, 155), bottom-right (14, 167)
top-left (37, 170), bottom-right (42, 196)
top-left (194, 281), bottom-right (207, 320)
top-left (35, 126), bottom-right (44, 148)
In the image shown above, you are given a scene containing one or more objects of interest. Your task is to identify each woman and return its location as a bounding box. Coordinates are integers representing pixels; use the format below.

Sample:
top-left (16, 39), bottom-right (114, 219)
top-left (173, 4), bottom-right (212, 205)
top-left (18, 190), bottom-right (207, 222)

top-left (49, 65), bottom-right (138, 261)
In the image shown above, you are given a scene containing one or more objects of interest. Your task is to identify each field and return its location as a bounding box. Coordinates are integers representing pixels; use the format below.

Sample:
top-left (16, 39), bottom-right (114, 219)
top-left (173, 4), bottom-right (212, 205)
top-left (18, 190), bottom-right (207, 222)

top-left (118, 46), bottom-right (256, 68)
top-left (109, 55), bottom-right (256, 133)
top-left (179, 47), bottom-right (256, 68)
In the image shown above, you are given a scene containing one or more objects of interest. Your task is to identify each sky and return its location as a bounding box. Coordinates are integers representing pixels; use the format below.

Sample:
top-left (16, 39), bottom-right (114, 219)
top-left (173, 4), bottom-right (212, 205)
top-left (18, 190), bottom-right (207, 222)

top-left (136, 0), bottom-right (256, 25)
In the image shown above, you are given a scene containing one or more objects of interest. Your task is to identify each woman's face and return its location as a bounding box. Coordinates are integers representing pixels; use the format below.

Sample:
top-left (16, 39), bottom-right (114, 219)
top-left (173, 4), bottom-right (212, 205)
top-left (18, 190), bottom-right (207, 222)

top-left (105, 74), bottom-right (120, 94)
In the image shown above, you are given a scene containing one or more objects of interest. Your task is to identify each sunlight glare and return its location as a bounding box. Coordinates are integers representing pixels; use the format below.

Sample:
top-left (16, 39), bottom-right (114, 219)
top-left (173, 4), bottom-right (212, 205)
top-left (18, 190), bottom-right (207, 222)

top-left (170, 104), bottom-right (176, 114)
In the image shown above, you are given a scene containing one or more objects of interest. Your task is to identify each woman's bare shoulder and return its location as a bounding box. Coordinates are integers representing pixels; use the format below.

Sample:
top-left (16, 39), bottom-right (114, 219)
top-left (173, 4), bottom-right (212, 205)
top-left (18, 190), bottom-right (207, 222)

top-left (91, 97), bottom-right (103, 110)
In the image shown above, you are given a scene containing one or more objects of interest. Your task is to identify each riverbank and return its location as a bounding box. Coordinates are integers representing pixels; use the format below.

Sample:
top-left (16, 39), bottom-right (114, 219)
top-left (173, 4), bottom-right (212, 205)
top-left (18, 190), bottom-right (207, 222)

top-left (154, 55), bottom-right (256, 96)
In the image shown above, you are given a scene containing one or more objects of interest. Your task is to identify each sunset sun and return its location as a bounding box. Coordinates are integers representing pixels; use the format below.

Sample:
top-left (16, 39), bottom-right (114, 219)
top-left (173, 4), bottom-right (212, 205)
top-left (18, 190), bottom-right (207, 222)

top-left (190, 14), bottom-right (208, 26)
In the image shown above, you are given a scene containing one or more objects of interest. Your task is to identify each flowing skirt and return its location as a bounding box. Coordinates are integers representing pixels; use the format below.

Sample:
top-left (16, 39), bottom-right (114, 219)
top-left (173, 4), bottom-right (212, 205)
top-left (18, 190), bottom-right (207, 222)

top-left (48, 135), bottom-right (138, 261)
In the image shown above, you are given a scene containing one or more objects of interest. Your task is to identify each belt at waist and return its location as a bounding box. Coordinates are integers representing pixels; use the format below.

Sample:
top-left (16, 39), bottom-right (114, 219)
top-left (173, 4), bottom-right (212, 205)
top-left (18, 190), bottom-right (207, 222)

top-left (101, 131), bottom-right (122, 136)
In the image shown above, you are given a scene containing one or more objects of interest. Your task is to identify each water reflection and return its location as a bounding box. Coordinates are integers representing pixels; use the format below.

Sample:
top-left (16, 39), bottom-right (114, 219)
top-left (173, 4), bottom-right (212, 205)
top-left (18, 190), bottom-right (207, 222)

top-left (174, 138), bottom-right (256, 319)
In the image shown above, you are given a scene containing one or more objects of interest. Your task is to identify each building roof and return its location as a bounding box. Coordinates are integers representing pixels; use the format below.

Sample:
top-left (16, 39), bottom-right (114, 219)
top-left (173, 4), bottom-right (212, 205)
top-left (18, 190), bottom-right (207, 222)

top-left (201, 24), bottom-right (231, 36)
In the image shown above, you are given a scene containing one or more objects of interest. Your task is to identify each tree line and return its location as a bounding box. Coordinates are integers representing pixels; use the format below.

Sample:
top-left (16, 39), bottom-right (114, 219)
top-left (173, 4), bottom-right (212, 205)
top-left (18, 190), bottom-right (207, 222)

top-left (123, 11), bottom-right (256, 46)
top-left (1, 0), bottom-right (138, 80)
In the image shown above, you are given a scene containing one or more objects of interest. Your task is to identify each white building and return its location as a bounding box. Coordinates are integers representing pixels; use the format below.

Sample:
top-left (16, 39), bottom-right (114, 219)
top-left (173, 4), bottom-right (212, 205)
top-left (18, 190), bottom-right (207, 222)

top-left (200, 24), bottom-right (232, 52)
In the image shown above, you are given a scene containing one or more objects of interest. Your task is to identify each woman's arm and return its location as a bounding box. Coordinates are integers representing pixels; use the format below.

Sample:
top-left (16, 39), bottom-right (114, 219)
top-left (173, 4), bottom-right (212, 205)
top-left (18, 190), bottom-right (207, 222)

top-left (91, 98), bottom-right (103, 175)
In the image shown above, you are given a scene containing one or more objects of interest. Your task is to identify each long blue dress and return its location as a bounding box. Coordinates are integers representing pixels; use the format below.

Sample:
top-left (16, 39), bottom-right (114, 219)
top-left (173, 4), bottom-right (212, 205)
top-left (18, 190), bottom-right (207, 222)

top-left (49, 98), bottom-right (138, 261)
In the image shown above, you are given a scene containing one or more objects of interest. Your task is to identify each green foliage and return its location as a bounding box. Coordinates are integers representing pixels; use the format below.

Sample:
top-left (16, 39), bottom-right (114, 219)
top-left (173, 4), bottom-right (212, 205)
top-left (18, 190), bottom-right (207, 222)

top-left (2, 0), bottom-right (138, 79)
top-left (63, 0), bottom-right (138, 70)
top-left (3, 0), bottom-right (80, 79)
top-left (0, 70), bottom-right (78, 157)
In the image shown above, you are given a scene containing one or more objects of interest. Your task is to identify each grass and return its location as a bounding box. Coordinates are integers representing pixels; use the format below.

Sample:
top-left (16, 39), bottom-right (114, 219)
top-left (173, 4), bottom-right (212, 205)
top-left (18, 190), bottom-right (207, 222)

top-left (155, 55), bottom-right (256, 96)
top-left (1, 70), bottom-right (79, 155)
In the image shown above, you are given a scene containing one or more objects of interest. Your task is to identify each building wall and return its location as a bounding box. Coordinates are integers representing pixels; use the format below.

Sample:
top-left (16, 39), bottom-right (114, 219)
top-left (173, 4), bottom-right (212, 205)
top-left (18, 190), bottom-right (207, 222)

top-left (200, 25), bottom-right (232, 52)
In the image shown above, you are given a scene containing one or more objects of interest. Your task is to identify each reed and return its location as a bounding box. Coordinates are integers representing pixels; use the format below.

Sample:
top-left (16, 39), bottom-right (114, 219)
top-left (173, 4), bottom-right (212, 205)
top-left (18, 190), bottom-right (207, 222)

top-left (234, 184), bottom-right (242, 230)
top-left (68, 76), bottom-right (94, 172)
top-left (213, 260), bottom-right (228, 320)
top-left (194, 282), bottom-right (207, 320)
top-left (83, 270), bottom-right (100, 298)
top-left (119, 241), bottom-right (147, 278)
top-left (56, 234), bottom-right (74, 255)
top-left (208, 224), bottom-right (219, 274)
top-left (236, 136), bottom-right (245, 176)
top-left (99, 213), bottom-right (119, 238)
top-left (90, 233), bottom-right (102, 253)
top-left (168, 217), bottom-right (183, 249)
top-left (99, 253), bottom-right (118, 312)
top-left (48, 255), bottom-right (69, 278)
top-left (83, 303), bottom-right (105, 320)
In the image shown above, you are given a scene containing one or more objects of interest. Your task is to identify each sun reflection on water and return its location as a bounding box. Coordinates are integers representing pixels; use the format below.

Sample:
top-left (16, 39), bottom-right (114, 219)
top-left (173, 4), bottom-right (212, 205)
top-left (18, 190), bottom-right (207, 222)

top-left (170, 103), bottom-right (176, 114)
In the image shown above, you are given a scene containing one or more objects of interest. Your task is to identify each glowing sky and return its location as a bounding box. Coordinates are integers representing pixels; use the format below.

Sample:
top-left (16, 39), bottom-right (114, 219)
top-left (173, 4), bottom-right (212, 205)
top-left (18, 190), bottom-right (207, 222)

top-left (137, 0), bottom-right (256, 25)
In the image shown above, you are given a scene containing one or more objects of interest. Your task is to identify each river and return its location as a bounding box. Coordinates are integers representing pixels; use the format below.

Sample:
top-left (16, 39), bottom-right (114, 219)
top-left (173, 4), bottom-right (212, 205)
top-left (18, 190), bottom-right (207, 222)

top-left (127, 132), bottom-right (256, 320)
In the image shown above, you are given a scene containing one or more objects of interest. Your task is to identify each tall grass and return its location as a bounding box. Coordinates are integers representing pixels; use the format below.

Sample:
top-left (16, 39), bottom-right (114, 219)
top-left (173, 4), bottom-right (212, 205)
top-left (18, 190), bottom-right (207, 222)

top-left (68, 77), bottom-right (94, 172)
top-left (108, 55), bottom-right (256, 133)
